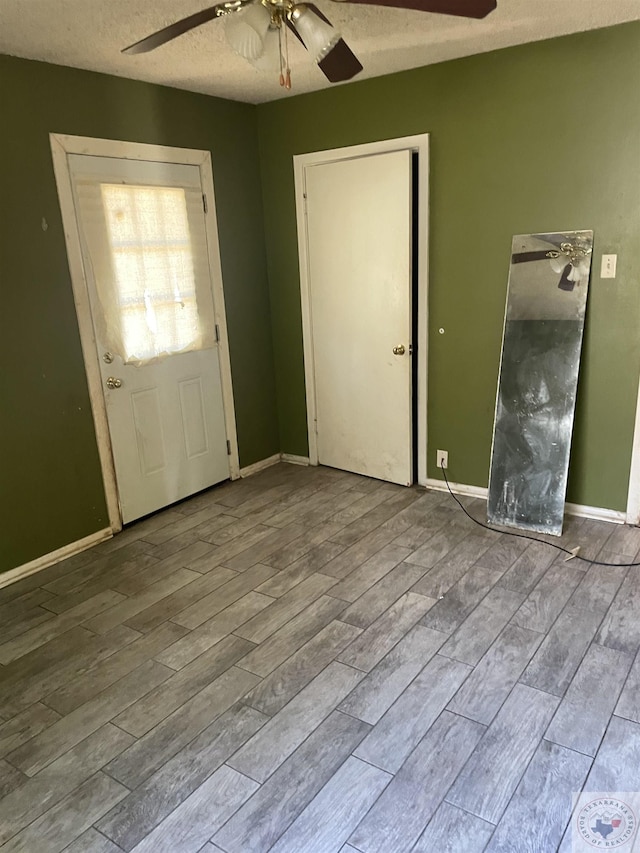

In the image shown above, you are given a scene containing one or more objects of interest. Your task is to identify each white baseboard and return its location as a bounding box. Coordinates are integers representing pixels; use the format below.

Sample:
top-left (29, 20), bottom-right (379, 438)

top-left (425, 477), bottom-right (488, 500)
top-left (564, 502), bottom-right (626, 525)
top-left (425, 478), bottom-right (626, 525)
top-left (281, 453), bottom-right (310, 466)
top-left (0, 528), bottom-right (113, 591)
top-left (239, 454), bottom-right (281, 478)
top-left (240, 453), bottom-right (311, 478)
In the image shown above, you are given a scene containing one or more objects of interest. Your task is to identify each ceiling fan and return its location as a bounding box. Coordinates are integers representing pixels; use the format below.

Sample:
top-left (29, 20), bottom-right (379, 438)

top-left (511, 234), bottom-right (593, 291)
top-left (123, 0), bottom-right (496, 90)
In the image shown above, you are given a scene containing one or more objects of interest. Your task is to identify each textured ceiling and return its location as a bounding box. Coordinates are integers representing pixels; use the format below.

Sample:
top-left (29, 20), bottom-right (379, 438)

top-left (1, 0), bottom-right (639, 104)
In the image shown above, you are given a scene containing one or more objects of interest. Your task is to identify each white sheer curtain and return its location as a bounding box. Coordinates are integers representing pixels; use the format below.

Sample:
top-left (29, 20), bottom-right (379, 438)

top-left (74, 180), bottom-right (216, 365)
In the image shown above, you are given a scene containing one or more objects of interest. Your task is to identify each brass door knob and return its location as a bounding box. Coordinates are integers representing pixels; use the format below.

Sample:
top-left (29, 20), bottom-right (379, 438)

top-left (392, 344), bottom-right (406, 356)
top-left (106, 377), bottom-right (122, 389)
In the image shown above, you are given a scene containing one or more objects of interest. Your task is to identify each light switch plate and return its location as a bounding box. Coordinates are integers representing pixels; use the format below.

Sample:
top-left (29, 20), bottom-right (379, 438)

top-left (601, 254), bottom-right (617, 279)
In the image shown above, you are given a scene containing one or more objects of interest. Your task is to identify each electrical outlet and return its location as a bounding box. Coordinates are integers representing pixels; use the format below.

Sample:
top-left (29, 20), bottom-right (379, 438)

top-left (437, 449), bottom-right (448, 469)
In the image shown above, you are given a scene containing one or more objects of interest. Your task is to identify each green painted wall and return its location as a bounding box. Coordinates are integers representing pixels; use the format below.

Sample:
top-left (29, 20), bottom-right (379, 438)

top-left (256, 22), bottom-right (640, 512)
top-left (0, 55), bottom-right (279, 573)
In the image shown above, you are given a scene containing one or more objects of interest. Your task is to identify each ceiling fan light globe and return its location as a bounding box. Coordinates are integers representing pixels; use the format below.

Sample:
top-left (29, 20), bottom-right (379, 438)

top-left (293, 6), bottom-right (341, 62)
top-left (567, 264), bottom-right (584, 282)
top-left (224, 3), bottom-right (271, 61)
top-left (549, 256), bottom-right (568, 275)
top-left (251, 27), bottom-right (281, 71)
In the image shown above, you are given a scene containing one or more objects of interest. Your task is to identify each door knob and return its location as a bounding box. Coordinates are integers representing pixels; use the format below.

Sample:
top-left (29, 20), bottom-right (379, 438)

top-left (392, 344), bottom-right (406, 356)
top-left (106, 377), bottom-right (122, 389)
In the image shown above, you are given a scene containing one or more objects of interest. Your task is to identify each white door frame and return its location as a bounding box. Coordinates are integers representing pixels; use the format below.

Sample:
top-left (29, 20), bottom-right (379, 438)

top-left (626, 371), bottom-right (640, 524)
top-left (294, 134), bottom-right (430, 486)
top-left (50, 133), bottom-right (240, 534)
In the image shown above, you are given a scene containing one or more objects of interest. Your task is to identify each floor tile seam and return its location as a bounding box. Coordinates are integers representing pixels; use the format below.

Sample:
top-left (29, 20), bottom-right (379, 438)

top-left (540, 732), bottom-right (601, 761)
top-left (106, 693), bottom-right (259, 791)
top-left (0, 627), bottom-right (147, 713)
top-left (419, 561), bottom-right (515, 635)
top-left (109, 642), bottom-right (263, 736)
top-left (102, 750), bottom-right (259, 850)
top-left (327, 511), bottom-right (412, 551)
top-left (0, 768), bottom-right (116, 848)
top-left (489, 735), bottom-right (596, 845)
top-left (224, 702), bottom-right (366, 790)
top-left (253, 489), bottom-right (351, 529)
top-left (7, 660), bottom-right (177, 776)
top-left (234, 616), bottom-right (360, 698)
top-left (335, 629), bottom-right (452, 725)
top-left (324, 494), bottom-right (416, 547)
top-left (258, 522), bottom-right (351, 568)
top-left (335, 753), bottom-right (397, 852)
top-left (239, 656), bottom-right (365, 718)
top-left (590, 524), bottom-right (621, 561)
top-left (445, 711), bottom-right (595, 843)
top-left (0, 723), bottom-right (135, 823)
top-left (444, 679), bottom-right (556, 812)
top-left (505, 559), bottom-right (583, 632)
top-left (167, 575), bottom-right (279, 628)
top-left (323, 557), bottom-right (414, 604)
top-left (556, 640), bottom-right (636, 728)
top-left (547, 718), bottom-right (616, 850)
top-left (346, 708), bottom-right (486, 851)
top-left (565, 600), bottom-right (631, 692)
top-left (224, 480), bottom-right (335, 521)
top-left (401, 529), bottom-right (474, 573)
top-left (228, 594), bottom-right (350, 663)
top-left (213, 721), bottom-right (371, 853)
top-left (439, 607), bottom-right (545, 706)
top-left (513, 575), bottom-right (624, 693)
top-left (335, 604), bottom-right (436, 674)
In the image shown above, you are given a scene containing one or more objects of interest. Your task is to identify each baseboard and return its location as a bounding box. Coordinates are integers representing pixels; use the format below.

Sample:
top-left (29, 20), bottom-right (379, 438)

top-left (425, 477), bottom-right (626, 525)
top-left (0, 528), bottom-right (113, 591)
top-left (425, 477), bottom-right (488, 501)
top-left (281, 453), bottom-right (310, 466)
top-left (564, 502), bottom-right (626, 525)
top-left (240, 453), bottom-right (311, 478)
top-left (239, 454), bottom-right (281, 478)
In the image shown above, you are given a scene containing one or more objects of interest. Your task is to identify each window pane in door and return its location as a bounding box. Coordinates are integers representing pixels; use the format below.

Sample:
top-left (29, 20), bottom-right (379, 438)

top-left (101, 184), bottom-right (202, 363)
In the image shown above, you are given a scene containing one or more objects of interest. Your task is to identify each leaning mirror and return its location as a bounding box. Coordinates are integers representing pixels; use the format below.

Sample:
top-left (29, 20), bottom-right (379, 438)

top-left (487, 230), bottom-right (593, 535)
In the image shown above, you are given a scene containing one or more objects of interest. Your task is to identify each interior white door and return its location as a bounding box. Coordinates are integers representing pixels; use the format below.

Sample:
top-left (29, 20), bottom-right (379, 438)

top-left (69, 154), bottom-right (230, 523)
top-left (304, 150), bottom-right (412, 485)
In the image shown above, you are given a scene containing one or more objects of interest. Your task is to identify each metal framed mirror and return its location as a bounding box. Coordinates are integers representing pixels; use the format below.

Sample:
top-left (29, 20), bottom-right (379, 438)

top-left (487, 230), bottom-right (593, 535)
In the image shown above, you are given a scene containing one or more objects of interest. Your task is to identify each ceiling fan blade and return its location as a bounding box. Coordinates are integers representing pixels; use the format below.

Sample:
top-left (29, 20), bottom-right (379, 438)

top-left (329, 0), bottom-right (496, 18)
top-left (122, 4), bottom-right (232, 54)
top-left (557, 264), bottom-right (575, 291)
top-left (511, 250), bottom-right (554, 264)
top-left (318, 38), bottom-right (363, 82)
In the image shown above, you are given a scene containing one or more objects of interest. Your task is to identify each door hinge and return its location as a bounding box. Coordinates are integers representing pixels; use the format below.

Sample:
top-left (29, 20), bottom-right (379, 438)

top-left (202, 193), bottom-right (208, 214)
top-left (215, 324), bottom-right (220, 343)
top-left (226, 440), bottom-right (231, 455)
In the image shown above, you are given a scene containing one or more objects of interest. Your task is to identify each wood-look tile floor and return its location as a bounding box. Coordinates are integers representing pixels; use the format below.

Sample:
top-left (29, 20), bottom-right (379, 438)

top-left (2, 462), bottom-right (640, 852)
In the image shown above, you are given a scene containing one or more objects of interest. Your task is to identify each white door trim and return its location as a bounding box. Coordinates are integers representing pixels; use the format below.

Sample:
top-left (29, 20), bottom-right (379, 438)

top-left (50, 133), bottom-right (240, 534)
top-left (294, 135), bottom-right (430, 485)
top-left (626, 373), bottom-right (640, 524)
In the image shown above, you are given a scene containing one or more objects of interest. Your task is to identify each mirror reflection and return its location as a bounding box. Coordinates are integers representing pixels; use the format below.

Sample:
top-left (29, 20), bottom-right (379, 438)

top-left (487, 230), bottom-right (593, 535)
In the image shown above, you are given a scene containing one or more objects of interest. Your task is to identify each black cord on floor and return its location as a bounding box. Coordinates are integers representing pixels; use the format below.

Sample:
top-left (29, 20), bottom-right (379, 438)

top-left (439, 463), bottom-right (640, 568)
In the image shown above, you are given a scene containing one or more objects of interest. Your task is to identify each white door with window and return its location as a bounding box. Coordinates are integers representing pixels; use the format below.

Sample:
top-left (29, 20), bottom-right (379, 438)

top-left (302, 150), bottom-right (413, 485)
top-left (68, 154), bottom-right (232, 523)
